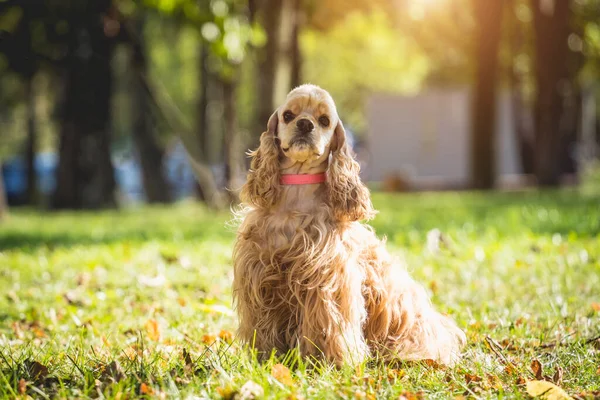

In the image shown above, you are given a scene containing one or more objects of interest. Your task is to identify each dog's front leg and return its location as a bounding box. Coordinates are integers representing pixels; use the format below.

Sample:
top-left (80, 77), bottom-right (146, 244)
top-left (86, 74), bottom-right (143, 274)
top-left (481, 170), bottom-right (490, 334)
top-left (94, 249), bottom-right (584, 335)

top-left (296, 258), bottom-right (369, 366)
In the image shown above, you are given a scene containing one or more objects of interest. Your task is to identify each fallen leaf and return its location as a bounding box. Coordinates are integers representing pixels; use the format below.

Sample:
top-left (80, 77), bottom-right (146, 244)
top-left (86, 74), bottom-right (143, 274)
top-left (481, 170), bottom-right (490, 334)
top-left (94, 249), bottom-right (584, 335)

top-left (145, 319), bottom-right (161, 342)
top-left (526, 380), bottom-right (573, 400)
top-left (553, 366), bottom-right (564, 385)
top-left (238, 380), bottom-right (264, 400)
top-left (531, 359), bottom-right (544, 380)
top-left (487, 374), bottom-right (503, 390)
top-left (24, 360), bottom-right (48, 380)
top-left (18, 378), bottom-right (27, 394)
top-left (201, 334), bottom-right (216, 345)
top-left (177, 297), bottom-right (187, 307)
top-left (592, 303), bottom-right (600, 312)
top-left (271, 363), bottom-right (294, 386)
top-left (398, 391), bottom-right (424, 400)
top-left (464, 373), bottom-right (483, 384)
top-left (140, 382), bottom-right (153, 395)
top-left (423, 359), bottom-right (443, 369)
top-left (504, 364), bottom-right (517, 374)
top-left (218, 330), bottom-right (234, 343)
top-left (516, 376), bottom-right (527, 385)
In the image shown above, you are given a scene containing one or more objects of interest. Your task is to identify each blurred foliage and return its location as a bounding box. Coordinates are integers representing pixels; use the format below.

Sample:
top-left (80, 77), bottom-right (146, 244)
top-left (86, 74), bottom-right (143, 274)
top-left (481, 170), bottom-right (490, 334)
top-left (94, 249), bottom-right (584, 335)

top-left (302, 10), bottom-right (429, 131)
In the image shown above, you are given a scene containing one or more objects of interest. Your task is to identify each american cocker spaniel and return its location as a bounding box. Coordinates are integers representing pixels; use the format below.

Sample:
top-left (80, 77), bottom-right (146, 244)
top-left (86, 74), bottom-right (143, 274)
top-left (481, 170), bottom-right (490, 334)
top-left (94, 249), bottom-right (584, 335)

top-left (233, 84), bottom-right (465, 366)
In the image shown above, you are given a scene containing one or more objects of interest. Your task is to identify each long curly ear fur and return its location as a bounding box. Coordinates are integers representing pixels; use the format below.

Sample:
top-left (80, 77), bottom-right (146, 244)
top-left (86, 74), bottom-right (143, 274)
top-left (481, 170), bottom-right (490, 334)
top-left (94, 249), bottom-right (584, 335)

top-left (327, 120), bottom-right (376, 222)
top-left (240, 111), bottom-right (281, 208)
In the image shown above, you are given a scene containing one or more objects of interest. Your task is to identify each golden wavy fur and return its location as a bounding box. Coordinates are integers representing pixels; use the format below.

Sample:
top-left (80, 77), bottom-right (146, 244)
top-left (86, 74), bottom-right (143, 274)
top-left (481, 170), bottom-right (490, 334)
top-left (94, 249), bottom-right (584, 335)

top-left (233, 84), bottom-right (465, 366)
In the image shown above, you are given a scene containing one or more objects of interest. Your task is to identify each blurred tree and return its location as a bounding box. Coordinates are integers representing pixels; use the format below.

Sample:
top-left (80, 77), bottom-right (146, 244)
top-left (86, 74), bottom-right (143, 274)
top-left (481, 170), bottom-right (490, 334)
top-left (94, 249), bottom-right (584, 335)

top-left (0, 3), bottom-right (41, 205)
top-left (252, 0), bottom-right (283, 148)
top-left (506, 0), bottom-right (535, 175)
top-left (531, 0), bottom-right (572, 186)
top-left (129, 14), bottom-right (172, 203)
top-left (471, 0), bottom-right (504, 189)
top-left (0, 162), bottom-right (6, 219)
top-left (289, 0), bottom-right (303, 88)
top-left (53, 1), bottom-right (119, 209)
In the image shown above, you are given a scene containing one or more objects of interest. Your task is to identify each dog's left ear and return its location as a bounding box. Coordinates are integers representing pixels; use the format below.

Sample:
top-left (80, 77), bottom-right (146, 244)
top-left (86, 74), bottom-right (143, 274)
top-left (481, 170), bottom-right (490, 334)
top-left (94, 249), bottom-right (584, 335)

top-left (327, 119), bottom-right (376, 222)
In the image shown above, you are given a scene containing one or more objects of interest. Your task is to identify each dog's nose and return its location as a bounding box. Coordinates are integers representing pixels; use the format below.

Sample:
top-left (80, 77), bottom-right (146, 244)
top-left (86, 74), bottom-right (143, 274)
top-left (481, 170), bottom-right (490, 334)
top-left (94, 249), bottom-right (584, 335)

top-left (296, 118), bottom-right (314, 134)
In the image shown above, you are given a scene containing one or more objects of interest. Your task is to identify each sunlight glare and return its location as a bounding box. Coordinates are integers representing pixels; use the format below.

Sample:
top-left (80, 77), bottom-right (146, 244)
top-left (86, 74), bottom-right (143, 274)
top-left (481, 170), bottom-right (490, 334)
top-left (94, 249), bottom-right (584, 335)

top-left (407, 0), bottom-right (447, 20)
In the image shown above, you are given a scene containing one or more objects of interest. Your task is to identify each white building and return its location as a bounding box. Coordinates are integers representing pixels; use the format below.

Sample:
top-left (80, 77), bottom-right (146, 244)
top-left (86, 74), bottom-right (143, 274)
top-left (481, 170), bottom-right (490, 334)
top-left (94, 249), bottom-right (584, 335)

top-left (365, 89), bottom-right (522, 189)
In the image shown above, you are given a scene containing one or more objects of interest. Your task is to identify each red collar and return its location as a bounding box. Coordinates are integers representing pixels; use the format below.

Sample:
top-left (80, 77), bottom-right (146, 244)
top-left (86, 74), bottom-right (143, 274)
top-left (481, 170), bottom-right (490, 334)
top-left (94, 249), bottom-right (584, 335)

top-left (279, 172), bottom-right (326, 185)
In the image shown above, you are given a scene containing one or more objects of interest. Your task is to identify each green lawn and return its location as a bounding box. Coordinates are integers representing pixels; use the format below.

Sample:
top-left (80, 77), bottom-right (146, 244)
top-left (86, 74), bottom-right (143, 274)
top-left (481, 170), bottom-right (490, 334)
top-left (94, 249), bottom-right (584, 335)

top-left (1, 191), bottom-right (599, 399)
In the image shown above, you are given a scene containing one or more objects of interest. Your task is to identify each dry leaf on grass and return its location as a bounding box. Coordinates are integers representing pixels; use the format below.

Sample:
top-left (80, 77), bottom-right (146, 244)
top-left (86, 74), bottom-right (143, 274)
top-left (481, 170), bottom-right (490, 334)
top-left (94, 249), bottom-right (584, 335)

top-left (271, 363), bottom-right (294, 386)
top-left (526, 380), bottom-right (573, 400)
top-left (140, 382), bottom-right (153, 395)
top-left (219, 329), bottom-right (234, 343)
top-left (398, 391), bottom-right (425, 400)
top-left (591, 302), bottom-right (600, 312)
top-left (18, 378), bottom-right (27, 395)
top-left (201, 334), bottom-right (216, 345)
top-left (553, 366), bottom-right (564, 385)
top-left (24, 360), bottom-right (49, 381)
top-left (531, 359), bottom-right (544, 380)
top-left (145, 319), bottom-right (161, 342)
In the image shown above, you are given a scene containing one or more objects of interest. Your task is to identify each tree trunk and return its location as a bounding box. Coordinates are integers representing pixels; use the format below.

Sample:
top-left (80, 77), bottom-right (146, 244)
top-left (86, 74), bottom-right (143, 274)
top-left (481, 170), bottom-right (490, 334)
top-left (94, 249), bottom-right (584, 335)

top-left (53, 2), bottom-right (117, 209)
top-left (252, 0), bottom-right (283, 148)
top-left (507, 0), bottom-right (535, 174)
top-left (131, 15), bottom-right (171, 203)
top-left (289, 0), bottom-right (302, 88)
top-left (194, 41), bottom-right (210, 200)
top-left (0, 159), bottom-right (7, 220)
top-left (531, 0), bottom-right (572, 186)
top-left (25, 75), bottom-right (37, 205)
top-left (222, 78), bottom-right (242, 199)
top-left (470, 0), bottom-right (504, 189)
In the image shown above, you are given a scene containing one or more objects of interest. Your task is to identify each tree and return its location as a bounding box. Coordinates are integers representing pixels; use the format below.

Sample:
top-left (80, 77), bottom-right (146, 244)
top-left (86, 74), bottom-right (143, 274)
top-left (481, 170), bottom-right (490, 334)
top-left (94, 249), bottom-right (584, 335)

top-left (130, 14), bottom-right (172, 203)
top-left (0, 160), bottom-right (7, 220)
top-left (289, 0), bottom-right (303, 88)
top-left (531, 0), bottom-right (572, 186)
top-left (470, 0), bottom-right (504, 189)
top-left (252, 0), bottom-right (283, 148)
top-left (53, 1), bottom-right (119, 209)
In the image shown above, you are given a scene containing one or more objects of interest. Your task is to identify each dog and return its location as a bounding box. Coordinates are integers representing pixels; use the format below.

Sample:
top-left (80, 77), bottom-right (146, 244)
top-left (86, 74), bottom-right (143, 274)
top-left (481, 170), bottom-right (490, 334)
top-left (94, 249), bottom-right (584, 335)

top-left (232, 84), bottom-right (465, 366)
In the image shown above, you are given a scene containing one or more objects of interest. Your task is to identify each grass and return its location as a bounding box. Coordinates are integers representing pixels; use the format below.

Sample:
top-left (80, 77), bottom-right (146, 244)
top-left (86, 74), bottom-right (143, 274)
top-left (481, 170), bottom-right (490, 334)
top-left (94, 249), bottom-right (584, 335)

top-left (0, 190), bottom-right (599, 399)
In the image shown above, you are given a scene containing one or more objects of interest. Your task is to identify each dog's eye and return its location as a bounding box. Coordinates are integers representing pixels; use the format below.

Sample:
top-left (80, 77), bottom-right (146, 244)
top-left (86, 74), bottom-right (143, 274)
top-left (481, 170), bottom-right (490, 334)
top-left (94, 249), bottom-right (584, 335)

top-left (318, 115), bottom-right (330, 127)
top-left (283, 111), bottom-right (295, 123)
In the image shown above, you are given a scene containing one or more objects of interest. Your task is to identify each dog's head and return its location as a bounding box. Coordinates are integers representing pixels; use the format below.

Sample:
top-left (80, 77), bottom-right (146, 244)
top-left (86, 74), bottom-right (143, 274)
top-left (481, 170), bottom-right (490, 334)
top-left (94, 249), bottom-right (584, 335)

top-left (277, 85), bottom-right (338, 163)
top-left (241, 84), bottom-right (375, 222)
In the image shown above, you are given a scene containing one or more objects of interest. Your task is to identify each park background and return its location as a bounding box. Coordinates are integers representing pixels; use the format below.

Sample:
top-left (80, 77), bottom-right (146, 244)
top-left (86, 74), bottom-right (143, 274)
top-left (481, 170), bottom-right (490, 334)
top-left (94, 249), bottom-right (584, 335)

top-left (1, 0), bottom-right (600, 399)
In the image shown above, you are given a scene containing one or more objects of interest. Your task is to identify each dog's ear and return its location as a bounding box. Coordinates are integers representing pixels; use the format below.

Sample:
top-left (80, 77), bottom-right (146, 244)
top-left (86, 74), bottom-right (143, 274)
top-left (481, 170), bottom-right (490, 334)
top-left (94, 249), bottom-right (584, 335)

top-left (327, 119), bottom-right (376, 222)
top-left (240, 110), bottom-right (281, 208)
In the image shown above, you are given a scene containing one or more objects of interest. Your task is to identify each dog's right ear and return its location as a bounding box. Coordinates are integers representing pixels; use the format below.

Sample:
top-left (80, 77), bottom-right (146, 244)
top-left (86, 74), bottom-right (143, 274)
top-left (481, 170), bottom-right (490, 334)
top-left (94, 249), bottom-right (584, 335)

top-left (240, 110), bottom-right (281, 208)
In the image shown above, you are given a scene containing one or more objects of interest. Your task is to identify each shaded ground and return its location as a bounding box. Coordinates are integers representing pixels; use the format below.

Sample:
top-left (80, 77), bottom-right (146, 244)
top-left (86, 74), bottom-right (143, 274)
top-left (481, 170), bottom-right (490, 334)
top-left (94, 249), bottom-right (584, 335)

top-left (0, 191), bottom-right (599, 398)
